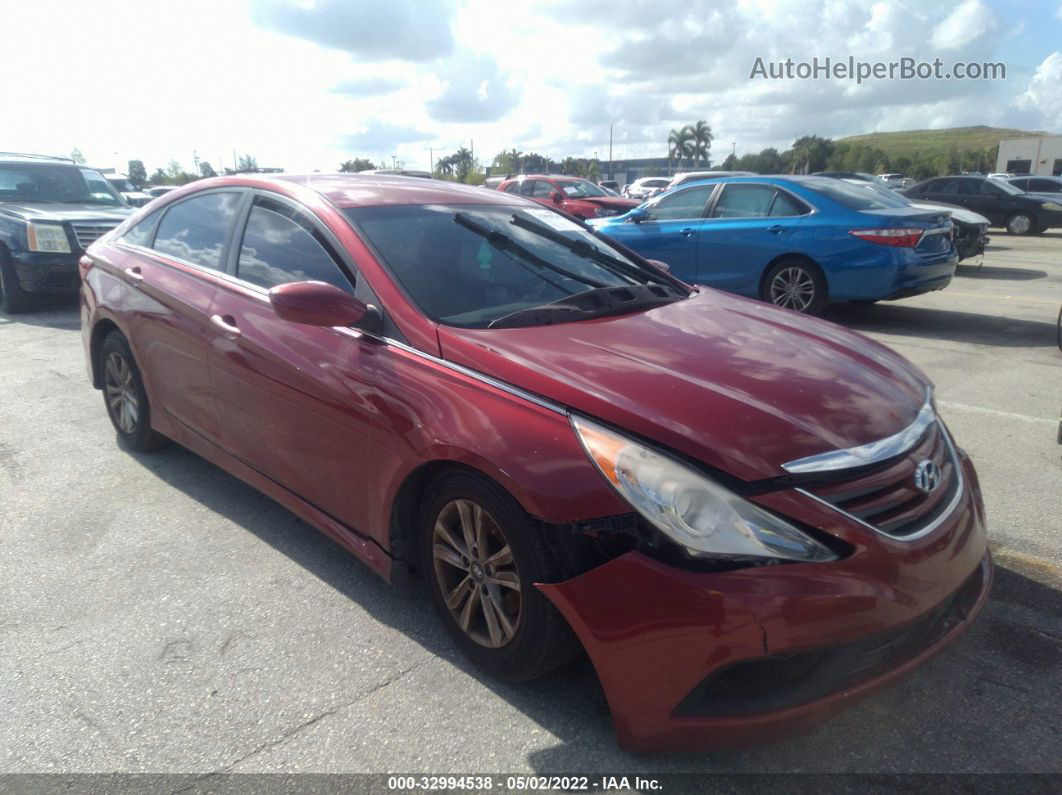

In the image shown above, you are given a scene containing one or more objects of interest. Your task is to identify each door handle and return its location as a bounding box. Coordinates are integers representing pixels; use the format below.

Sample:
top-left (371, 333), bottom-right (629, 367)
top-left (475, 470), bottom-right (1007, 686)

top-left (123, 265), bottom-right (143, 285)
top-left (767, 224), bottom-right (784, 234)
top-left (210, 314), bottom-right (241, 337)
top-left (679, 227), bottom-right (696, 237)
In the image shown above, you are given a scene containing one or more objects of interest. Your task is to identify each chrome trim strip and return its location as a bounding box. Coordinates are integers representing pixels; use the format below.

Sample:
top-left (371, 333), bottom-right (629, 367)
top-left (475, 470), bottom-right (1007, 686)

top-left (782, 392), bottom-right (936, 474)
top-left (796, 423), bottom-right (965, 542)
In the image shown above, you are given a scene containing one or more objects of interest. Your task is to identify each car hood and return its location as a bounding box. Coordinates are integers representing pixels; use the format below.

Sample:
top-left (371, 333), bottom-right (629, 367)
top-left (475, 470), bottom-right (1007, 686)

top-left (573, 196), bottom-right (640, 209)
top-left (908, 200), bottom-right (989, 225)
top-left (438, 289), bottom-right (929, 481)
top-left (0, 203), bottom-right (132, 222)
top-left (1023, 192), bottom-right (1062, 203)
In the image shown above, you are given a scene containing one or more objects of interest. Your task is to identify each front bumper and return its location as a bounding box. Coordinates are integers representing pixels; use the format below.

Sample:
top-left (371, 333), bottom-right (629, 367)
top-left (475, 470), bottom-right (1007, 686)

top-left (538, 453), bottom-right (990, 751)
top-left (11, 251), bottom-right (82, 294)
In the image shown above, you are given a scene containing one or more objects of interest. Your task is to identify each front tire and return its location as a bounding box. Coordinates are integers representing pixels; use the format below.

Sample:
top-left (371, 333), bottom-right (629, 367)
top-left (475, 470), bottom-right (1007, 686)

top-left (0, 251), bottom-right (31, 314)
top-left (761, 258), bottom-right (827, 315)
top-left (1006, 212), bottom-right (1035, 235)
top-left (419, 471), bottom-right (578, 682)
top-left (99, 332), bottom-right (169, 452)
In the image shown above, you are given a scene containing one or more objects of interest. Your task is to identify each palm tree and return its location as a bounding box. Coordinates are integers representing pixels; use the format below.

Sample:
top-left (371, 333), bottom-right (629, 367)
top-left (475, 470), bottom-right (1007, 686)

top-left (691, 121), bottom-right (713, 166)
top-left (436, 155), bottom-right (454, 177)
top-left (668, 126), bottom-right (696, 172)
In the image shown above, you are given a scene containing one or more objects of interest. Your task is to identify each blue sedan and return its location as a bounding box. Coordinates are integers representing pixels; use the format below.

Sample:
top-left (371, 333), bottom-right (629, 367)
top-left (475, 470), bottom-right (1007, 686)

top-left (589, 175), bottom-right (958, 314)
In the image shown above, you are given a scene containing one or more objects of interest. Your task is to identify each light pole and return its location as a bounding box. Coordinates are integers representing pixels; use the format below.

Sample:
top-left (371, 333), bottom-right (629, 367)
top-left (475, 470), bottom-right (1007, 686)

top-left (608, 123), bottom-right (613, 181)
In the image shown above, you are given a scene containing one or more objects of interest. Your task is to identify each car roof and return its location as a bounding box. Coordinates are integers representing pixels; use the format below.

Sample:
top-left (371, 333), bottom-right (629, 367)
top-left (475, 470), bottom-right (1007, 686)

top-left (0, 152), bottom-right (76, 165)
top-left (262, 173), bottom-right (536, 208)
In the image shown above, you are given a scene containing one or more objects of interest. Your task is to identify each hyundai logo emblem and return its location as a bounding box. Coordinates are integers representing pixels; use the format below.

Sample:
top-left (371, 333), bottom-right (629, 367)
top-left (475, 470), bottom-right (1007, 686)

top-left (914, 460), bottom-right (943, 494)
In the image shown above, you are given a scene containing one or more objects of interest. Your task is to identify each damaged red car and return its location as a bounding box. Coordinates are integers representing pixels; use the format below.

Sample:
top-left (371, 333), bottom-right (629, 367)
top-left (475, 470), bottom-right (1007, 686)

top-left (81, 174), bottom-right (991, 752)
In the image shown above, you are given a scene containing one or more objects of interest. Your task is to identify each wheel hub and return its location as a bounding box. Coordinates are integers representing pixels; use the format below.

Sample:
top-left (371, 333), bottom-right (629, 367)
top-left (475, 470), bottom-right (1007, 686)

top-left (431, 498), bottom-right (522, 649)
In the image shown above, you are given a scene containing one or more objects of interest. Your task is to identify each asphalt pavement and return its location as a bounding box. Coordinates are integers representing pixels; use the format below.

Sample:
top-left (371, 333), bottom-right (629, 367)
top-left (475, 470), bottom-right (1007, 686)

top-left (1, 233), bottom-right (1059, 776)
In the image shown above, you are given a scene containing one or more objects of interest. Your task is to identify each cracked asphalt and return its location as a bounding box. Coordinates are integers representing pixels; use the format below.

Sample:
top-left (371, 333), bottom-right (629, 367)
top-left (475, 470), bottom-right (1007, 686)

top-left (1, 234), bottom-right (1060, 775)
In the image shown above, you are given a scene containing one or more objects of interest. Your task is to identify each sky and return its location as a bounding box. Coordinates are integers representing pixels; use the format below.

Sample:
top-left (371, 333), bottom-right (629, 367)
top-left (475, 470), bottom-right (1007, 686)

top-left (3, 0), bottom-right (1062, 175)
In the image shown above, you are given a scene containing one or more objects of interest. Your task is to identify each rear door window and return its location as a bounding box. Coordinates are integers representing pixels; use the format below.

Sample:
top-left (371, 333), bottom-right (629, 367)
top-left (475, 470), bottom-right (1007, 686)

top-left (711, 184), bottom-right (777, 218)
top-left (769, 191), bottom-right (808, 217)
top-left (153, 192), bottom-right (242, 270)
top-left (236, 197), bottom-right (352, 292)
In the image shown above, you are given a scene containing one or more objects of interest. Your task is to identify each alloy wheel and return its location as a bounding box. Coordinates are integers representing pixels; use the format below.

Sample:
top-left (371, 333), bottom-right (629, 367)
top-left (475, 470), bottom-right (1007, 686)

top-left (1008, 214), bottom-right (1032, 234)
top-left (431, 498), bottom-right (522, 649)
top-left (769, 266), bottom-right (817, 311)
top-left (104, 351), bottom-right (139, 434)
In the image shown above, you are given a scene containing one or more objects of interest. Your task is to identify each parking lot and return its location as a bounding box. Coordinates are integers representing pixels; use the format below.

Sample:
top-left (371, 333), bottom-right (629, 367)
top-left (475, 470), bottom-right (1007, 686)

top-left (1, 234), bottom-right (1059, 776)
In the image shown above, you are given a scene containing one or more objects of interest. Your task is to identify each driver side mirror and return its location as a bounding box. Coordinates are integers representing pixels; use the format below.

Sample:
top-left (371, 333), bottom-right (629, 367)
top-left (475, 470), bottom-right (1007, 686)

top-left (269, 280), bottom-right (368, 327)
top-left (628, 207), bottom-right (650, 223)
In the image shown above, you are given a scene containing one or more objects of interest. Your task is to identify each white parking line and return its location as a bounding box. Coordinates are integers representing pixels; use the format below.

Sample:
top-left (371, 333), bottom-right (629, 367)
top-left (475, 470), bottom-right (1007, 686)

top-left (937, 400), bottom-right (1058, 426)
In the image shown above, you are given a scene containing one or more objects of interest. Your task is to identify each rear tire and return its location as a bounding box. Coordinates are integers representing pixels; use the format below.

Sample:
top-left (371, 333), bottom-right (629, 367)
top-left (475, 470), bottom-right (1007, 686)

top-left (0, 250), bottom-right (31, 314)
top-left (1005, 212), bottom-right (1035, 235)
top-left (99, 331), bottom-right (169, 452)
top-left (418, 470), bottom-right (579, 682)
top-left (761, 258), bottom-right (827, 315)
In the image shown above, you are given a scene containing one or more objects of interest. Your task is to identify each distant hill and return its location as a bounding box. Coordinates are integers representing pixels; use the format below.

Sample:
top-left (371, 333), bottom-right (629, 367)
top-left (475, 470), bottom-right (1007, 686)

top-left (836, 125), bottom-right (1055, 158)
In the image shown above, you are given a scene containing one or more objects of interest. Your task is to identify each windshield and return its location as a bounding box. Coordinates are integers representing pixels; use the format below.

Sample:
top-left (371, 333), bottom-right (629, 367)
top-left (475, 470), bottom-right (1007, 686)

top-left (108, 177), bottom-right (137, 192)
top-left (847, 179), bottom-right (916, 203)
top-left (555, 179), bottom-right (608, 198)
top-left (0, 164), bottom-right (125, 206)
top-left (346, 203), bottom-right (667, 328)
top-left (803, 177), bottom-right (910, 210)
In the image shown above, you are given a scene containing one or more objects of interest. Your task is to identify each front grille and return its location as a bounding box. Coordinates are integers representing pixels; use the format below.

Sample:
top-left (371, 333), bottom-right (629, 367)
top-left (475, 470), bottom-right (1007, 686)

top-left (806, 422), bottom-right (959, 538)
top-left (70, 221), bottom-right (120, 250)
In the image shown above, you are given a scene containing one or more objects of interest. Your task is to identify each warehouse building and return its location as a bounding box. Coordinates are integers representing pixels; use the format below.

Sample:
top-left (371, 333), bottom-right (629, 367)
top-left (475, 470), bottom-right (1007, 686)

top-left (996, 136), bottom-right (1062, 176)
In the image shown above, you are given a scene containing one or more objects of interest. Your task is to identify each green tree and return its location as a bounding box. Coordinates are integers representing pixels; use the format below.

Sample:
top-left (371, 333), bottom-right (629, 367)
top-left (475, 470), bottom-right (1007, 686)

top-left (237, 154), bottom-right (258, 172)
top-left (70, 148), bottom-right (86, 164)
top-left (339, 158), bottom-right (376, 172)
top-left (691, 120), bottom-right (713, 166)
top-left (199, 161), bottom-right (217, 178)
top-left (668, 126), bottom-right (695, 172)
top-left (149, 168), bottom-right (168, 186)
top-left (127, 160), bottom-right (147, 188)
top-left (789, 135), bottom-right (834, 173)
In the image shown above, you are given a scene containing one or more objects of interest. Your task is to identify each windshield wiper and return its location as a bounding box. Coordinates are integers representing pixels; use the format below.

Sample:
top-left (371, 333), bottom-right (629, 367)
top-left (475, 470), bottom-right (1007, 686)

top-left (509, 213), bottom-right (688, 292)
top-left (488, 284), bottom-right (679, 329)
top-left (452, 212), bottom-right (609, 289)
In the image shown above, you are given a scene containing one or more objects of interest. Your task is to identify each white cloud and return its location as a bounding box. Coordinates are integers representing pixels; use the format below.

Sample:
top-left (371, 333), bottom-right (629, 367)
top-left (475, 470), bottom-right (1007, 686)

top-left (930, 0), bottom-right (998, 51)
top-left (1015, 52), bottom-right (1062, 131)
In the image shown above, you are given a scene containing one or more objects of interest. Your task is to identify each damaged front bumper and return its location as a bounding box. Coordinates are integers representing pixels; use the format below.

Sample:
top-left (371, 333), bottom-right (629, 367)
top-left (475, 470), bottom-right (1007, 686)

top-left (537, 455), bottom-right (992, 752)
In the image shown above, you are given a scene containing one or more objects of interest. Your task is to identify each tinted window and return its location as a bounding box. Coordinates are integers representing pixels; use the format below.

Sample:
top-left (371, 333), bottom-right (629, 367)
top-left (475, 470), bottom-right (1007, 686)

top-left (120, 212), bottom-right (159, 247)
top-left (237, 199), bottom-right (351, 291)
top-left (531, 181), bottom-right (554, 198)
top-left (650, 185), bottom-right (713, 220)
top-left (518, 180), bottom-right (535, 197)
top-left (769, 191), bottom-right (807, 217)
top-left (711, 184), bottom-right (777, 218)
top-left (805, 177), bottom-right (910, 209)
top-left (502, 182), bottom-right (520, 193)
top-left (977, 180), bottom-right (1006, 196)
top-left (1030, 179), bottom-right (1060, 192)
top-left (1009, 178), bottom-right (1029, 191)
top-left (0, 164), bottom-right (124, 206)
top-left (153, 192), bottom-right (241, 269)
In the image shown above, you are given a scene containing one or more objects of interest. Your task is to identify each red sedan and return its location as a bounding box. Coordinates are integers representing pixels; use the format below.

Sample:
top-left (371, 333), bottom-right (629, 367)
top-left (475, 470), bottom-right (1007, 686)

top-left (497, 174), bottom-right (640, 219)
top-left (80, 174), bottom-right (990, 751)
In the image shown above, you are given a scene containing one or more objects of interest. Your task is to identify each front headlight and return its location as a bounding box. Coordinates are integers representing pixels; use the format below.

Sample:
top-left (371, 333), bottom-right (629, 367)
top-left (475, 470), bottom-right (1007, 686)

top-left (27, 222), bottom-right (71, 253)
top-left (1042, 202), bottom-right (1062, 212)
top-left (572, 416), bottom-right (837, 563)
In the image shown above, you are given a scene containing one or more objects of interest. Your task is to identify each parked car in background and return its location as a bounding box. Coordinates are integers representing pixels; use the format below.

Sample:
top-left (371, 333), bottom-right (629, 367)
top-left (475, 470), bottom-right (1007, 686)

top-left (598, 179), bottom-right (620, 193)
top-left (590, 175), bottom-right (957, 314)
top-left (877, 173), bottom-right (906, 188)
top-left (623, 177), bottom-right (671, 200)
top-left (497, 175), bottom-right (639, 219)
top-left (0, 153), bottom-right (132, 312)
top-left (485, 175), bottom-right (508, 189)
top-left (987, 172), bottom-right (1016, 180)
top-left (1006, 175), bottom-right (1062, 194)
top-left (144, 186), bottom-right (178, 199)
top-left (840, 178), bottom-right (989, 262)
top-left (105, 174), bottom-right (152, 207)
top-left (902, 175), bottom-right (1062, 235)
top-left (813, 171), bottom-right (878, 182)
top-left (667, 170), bottom-right (756, 190)
top-left (356, 169), bottom-right (432, 179)
top-left (81, 173), bottom-right (990, 752)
